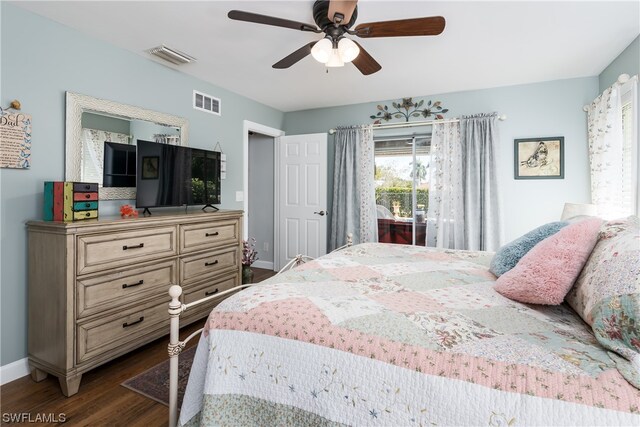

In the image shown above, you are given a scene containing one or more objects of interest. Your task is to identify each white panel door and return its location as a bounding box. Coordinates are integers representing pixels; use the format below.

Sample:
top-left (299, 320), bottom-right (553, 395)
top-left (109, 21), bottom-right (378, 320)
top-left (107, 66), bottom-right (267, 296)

top-left (276, 133), bottom-right (327, 269)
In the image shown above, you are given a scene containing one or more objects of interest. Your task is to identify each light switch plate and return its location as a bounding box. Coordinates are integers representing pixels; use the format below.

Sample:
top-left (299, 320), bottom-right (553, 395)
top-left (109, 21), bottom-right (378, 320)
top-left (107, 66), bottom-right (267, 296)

top-left (235, 191), bottom-right (244, 202)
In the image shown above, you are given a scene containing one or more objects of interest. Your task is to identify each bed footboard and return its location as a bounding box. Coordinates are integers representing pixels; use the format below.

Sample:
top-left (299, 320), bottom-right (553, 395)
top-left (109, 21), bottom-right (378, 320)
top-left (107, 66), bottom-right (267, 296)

top-left (167, 233), bottom-right (353, 427)
top-left (167, 284), bottom-right (253, 427)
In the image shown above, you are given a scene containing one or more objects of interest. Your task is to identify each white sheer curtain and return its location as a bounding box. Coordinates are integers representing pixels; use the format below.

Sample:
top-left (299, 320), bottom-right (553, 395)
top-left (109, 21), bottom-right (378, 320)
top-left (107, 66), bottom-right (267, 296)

top-left (426, 121), bottom-right (465, 249)
top-left (330, 124), bottom-right (377, 249)
top-left (81, 128), bottom-right (130, 184)
top-left (587, 78), bottom-right (637, 219)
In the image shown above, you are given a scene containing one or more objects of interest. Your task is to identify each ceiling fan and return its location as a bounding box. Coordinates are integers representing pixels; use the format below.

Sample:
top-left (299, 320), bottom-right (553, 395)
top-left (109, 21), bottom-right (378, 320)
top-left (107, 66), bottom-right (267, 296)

top-left (228, 0), bottom-right (445, 75)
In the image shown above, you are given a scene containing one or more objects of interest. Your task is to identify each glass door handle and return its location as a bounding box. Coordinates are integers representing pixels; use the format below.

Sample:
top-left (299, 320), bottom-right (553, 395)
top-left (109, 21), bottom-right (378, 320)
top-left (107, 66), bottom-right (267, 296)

top-left (313, 210), bottom-right (326, 216)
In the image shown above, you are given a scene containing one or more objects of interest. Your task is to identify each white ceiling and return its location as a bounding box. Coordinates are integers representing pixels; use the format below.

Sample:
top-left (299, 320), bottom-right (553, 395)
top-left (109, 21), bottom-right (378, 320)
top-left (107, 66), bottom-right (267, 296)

top-left (13, 1), bottom-right (640, 112)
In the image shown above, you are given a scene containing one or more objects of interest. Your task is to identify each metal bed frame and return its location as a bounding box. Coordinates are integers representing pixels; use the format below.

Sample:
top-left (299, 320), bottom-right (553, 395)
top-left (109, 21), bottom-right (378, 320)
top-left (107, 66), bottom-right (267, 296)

top-left (167, 234), bottom-right (353, 427)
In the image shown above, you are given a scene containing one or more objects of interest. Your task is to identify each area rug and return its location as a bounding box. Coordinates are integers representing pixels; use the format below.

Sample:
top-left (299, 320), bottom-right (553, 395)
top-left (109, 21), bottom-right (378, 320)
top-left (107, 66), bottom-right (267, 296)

top-left (121, 346), bottom-right (197, 408)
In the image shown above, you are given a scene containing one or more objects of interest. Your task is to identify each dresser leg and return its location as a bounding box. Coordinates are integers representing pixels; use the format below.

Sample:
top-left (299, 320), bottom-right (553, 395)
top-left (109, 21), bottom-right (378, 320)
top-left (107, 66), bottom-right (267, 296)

top-left (59, 374), bottom-right (82, 397)
top-left (29, 366), bottom-right (48, 382)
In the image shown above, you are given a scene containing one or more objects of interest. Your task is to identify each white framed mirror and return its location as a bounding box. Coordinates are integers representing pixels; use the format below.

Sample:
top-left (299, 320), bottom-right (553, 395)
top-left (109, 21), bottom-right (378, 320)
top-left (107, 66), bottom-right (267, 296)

top-left (65, 92), bottom-right (189, 200)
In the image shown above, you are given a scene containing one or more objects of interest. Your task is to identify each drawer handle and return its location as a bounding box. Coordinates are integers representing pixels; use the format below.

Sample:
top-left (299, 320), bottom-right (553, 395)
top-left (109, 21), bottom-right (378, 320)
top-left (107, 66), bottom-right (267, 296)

top-left (84, 212), bottom-right (91, 217)
top-left (205, 260), bottom-right (219, 267)
top-left (123, 243), bottom-right (144, 250)
top-left (205, 288), bottom-right (219, 296)
top-left (85, 194), bottom-right (91, 199)
top-left (84, 184), bottom-right (91, 190)
top-left (122, 316), bottom-right (144, 328)
top-left (206, 231), bottom-right (219, 237)
top-left (122, 279), bottom-right (144, 289)
top-left (85, 203), bottom-right (91, 208)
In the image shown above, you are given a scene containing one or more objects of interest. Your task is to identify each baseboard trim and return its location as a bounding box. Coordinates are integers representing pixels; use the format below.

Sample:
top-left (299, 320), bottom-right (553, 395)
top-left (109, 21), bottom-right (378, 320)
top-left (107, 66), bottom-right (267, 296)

top-left (252, 260), bottom-right (274, 270)
top-left (0, 357), bottom-right (29, 385)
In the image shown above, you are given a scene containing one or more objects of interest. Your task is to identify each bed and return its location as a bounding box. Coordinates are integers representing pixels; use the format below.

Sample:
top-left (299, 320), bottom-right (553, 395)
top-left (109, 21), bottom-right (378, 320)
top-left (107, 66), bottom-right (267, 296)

top-left (174, 243), bottom-right (640, 426)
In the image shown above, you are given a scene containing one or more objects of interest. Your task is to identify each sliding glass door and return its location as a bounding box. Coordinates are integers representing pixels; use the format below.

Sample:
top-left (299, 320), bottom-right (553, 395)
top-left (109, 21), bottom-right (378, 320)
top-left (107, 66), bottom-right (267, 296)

top-left (374, 135), bottom-right (430, 246)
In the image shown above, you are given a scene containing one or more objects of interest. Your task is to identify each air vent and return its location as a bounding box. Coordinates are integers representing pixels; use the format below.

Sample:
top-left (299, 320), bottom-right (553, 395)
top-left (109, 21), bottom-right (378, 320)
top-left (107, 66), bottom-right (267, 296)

top-left (193, 90), bottom-right (221, 116)
top-left (148, 45), bottom-right (196, 65)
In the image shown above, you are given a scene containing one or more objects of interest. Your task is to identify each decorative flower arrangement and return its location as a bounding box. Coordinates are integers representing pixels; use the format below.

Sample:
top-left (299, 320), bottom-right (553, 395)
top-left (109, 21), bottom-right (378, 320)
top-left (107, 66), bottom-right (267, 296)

top-left (242, 238), bottom-right (259, 266)
top-left (370, 97), bottom-right (449, 124)
top-left (119, 204), bottom-right (139, 218)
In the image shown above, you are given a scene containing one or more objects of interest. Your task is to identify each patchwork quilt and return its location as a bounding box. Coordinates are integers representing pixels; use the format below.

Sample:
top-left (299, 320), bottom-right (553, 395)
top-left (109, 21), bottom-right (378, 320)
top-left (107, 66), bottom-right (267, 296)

top-left (179, 243), bottom-right (640, 426)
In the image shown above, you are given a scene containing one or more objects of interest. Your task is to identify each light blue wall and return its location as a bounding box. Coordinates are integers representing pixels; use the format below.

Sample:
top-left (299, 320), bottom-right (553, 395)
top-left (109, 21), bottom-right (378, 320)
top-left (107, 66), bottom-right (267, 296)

top-left (0, 3), bottom-right (284, 366)
top-left (599, 36), bottom-right (639, 91)
top-left (284, 77), bottom-right (599, 245)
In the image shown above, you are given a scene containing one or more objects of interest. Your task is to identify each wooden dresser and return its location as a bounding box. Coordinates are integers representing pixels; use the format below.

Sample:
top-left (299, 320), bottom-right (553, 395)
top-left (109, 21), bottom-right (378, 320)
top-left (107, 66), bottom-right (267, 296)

top-left (27, 210), bottom-right (243, 396)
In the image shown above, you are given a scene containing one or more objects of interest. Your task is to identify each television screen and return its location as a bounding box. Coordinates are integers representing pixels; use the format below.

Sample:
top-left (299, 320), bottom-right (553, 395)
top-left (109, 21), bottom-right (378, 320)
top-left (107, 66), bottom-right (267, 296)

top-left (103, 142), bottom-right (136, 187)
top-left (135, 140), bottom-right (220, 208)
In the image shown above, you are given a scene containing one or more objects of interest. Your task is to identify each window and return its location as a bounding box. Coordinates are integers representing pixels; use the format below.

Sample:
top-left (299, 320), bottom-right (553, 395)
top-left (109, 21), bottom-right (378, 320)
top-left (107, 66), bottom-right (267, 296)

top-left (374, 135), bottom-right (430, 246)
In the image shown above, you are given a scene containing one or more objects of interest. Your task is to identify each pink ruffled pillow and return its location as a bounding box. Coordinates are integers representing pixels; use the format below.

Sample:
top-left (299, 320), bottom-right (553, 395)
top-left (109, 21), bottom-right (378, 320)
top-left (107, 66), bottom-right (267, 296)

top-left (494, 218), bottom-right (603, 305)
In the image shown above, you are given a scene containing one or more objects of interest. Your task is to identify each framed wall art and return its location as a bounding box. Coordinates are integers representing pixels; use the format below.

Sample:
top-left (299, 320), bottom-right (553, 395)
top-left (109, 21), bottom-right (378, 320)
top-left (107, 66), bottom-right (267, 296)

top-left (514, 136), bottom-right (564, 179)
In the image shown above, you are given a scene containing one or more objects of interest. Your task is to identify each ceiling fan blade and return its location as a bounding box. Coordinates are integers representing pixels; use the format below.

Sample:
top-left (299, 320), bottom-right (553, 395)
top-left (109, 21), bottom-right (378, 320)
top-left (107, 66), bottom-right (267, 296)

top-left (351, 41), bottom-right (381, 75)
top-left (328, 0), bottom-right (358, 24)
top-left (355, 16), bottom-right (445, 38)
top-left (273, 42), bottom-right (317, 69)
top-left (228, 10), bottom-right (320, 33)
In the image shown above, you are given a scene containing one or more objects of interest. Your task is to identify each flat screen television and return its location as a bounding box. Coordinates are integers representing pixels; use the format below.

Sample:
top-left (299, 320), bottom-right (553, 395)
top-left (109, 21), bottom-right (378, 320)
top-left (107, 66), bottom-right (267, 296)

top-left (135, 139), bottom-right (221, 212)
top-left (103, 142), bottom-right (136, 188)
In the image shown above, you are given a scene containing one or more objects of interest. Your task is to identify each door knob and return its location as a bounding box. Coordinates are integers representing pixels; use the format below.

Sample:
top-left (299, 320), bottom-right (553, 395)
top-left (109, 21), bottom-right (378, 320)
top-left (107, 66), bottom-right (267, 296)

top-left (313, 210), bottom-right (326, 216)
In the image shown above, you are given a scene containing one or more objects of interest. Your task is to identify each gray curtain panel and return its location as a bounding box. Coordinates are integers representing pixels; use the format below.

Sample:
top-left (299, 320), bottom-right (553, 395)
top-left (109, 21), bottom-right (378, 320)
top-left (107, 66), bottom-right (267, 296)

top-left (330, 125), bottom-right (377, 249)
top-left (460, 113), bottom-right (504, 251)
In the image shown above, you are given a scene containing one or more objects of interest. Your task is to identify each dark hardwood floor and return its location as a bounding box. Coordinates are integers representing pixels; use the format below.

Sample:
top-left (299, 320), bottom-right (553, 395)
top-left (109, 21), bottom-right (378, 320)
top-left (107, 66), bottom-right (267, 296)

top-left (0, 268), bottom-right (277, 427)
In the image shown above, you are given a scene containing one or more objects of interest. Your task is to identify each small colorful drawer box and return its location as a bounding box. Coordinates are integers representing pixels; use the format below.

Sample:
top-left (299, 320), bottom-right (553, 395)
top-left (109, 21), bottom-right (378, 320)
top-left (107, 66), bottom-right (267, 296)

top-left (44, 181), bottom-right (99, 221)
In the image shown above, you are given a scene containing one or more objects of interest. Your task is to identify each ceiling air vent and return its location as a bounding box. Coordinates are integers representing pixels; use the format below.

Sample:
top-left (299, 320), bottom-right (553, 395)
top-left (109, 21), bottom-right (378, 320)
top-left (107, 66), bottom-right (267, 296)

top-left (148, 45), bottom-right (196, 65)
top-left (193, 90), bottom-right (221, 116)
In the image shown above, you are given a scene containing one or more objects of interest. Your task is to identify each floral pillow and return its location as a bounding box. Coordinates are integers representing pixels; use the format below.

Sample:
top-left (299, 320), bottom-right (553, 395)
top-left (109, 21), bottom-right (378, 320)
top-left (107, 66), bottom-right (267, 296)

top-left (566, 216), bottom-right (640, 388)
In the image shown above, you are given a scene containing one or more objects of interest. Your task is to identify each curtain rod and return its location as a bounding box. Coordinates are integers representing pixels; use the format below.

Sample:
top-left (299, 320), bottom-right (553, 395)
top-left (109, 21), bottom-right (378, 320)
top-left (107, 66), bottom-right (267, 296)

top-left (582, 74), bottom-right (635, 112)
top-left (329, 114), bottom-right (507, 134)
top-left (374, 135), bottom-right (431, 142)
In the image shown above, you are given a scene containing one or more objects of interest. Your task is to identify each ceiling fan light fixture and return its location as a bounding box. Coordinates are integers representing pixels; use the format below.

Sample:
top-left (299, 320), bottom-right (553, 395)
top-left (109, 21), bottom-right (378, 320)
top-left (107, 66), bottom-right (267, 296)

top-left (326, 49), bottom-right (345, 67)
top-left (311, 38), bottom-right (333, 63)
top-left (337, 37), bottom-right (360, 62)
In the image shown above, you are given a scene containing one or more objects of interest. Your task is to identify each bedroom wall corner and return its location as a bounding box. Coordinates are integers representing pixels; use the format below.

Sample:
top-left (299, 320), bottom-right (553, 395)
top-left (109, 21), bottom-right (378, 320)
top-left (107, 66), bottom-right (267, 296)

top-left (0, 3), bottom-right (284, 369)
top-left (598, 35), bottom-right (639, 91)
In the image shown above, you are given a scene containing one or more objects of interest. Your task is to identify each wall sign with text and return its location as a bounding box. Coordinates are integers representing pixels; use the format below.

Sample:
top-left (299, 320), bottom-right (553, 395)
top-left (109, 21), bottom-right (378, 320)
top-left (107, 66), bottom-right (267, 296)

top-left (0, 110), bottom-right (32, 169)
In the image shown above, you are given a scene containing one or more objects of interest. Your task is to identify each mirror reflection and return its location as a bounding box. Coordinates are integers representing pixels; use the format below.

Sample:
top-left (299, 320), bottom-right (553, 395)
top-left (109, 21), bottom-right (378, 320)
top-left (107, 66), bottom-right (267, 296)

top-left (80, 112), bottom-right (181, 187)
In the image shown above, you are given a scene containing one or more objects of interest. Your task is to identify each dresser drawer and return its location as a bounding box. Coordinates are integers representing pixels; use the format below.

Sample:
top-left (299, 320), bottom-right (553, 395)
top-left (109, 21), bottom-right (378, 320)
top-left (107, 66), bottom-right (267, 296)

top-left (180, 246), bottom-right (239, 284)
top-left (77, 226), bottom-right (177, 275)
top-left (182, 274), bottom-right (240, 322)
top-left (77, 260), bottom-right (177, 318)
top-left (183, 273), bottom-right (239, 305)
top-left (76, 299), bottom-right (168, 364)
top-left (180, 219), bottom-right (240, 253)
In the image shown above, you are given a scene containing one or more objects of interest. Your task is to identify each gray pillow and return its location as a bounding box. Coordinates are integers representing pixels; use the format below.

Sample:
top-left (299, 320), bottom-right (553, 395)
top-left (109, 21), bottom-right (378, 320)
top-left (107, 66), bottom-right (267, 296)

top-left (489, 221), bottom-right (569, 277)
